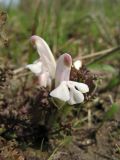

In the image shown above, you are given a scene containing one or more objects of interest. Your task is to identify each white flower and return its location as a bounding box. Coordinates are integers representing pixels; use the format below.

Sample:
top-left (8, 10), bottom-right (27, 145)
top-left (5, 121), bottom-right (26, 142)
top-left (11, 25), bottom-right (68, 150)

top-left (26, 35), bottom-right (89, 105)
top-left (73, 60), bottom-right (82, 70)
top-left (50, 54), bottom-right (89, 105)
top-left (26, 35), bottom-right (56, 88)
top-left (50, 81), bottom-right (89, 105)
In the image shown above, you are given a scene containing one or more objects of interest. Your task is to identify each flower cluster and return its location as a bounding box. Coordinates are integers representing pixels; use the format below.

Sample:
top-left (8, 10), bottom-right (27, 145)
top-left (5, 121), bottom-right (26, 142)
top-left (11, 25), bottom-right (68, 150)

top-left (26, 36), bottom-right (89, 105)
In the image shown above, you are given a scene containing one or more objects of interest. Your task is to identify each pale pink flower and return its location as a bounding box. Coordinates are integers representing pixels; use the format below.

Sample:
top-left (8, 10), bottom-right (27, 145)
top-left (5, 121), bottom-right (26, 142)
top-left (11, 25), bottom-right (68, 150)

top-left (26, 35), bottom-right (56, 88)
top-left (27, 36), bottom-right (89, 105)
top-left (50, 54), bottom-right (89, 105)
top-left (73, 60), bottom-right (82, 70)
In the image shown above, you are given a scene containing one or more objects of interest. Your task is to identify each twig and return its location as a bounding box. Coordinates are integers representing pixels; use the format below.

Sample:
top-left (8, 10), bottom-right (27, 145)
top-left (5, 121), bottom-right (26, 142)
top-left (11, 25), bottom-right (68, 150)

top-left (108, 95), bottom-right (114, 104)
top-left (88, 109), bottom-right (92, 128)
top-left (74, 46), bottom-right (120, 62)
top-left (73, 110), bottom-right (101, 127)
top-left (86, 46), bottom-right (120, 66)
top-left (13, 72), bottom-right (31, 79)
top-left (81, 47), bottom-right (115, 60)
top-left (14, 46), bottom-right (120, 74)
top-left (13, 66), bottom-right (26, 74)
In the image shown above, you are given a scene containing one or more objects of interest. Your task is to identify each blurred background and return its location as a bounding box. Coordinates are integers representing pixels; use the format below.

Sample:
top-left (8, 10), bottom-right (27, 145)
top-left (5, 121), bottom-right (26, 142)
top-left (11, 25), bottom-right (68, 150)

top-left (0, 0), bottom-right (120, 66)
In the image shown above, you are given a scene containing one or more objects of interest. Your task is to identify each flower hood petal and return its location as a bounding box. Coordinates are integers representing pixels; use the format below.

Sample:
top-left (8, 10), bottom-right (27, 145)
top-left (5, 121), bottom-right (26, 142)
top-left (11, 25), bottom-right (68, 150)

top-left (55, 53), bottom-right (72, 87)
top-left (30, 35), bottom-right (56, 79)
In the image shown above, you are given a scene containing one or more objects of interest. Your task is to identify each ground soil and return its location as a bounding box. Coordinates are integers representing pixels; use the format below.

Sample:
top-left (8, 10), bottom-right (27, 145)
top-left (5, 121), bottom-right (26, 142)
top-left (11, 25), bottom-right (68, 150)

top-left (0, 64), bottom-right (120, 160)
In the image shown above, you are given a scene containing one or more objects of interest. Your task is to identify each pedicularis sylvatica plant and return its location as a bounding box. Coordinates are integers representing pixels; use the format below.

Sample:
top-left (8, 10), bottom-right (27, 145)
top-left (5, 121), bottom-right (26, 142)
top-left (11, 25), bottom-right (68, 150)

top-left (27, 36), bottom-right (89, 105)
top-left (18, 35), bottom-right (96, 144)
top-left (0, 35), bottom-right (96, 147)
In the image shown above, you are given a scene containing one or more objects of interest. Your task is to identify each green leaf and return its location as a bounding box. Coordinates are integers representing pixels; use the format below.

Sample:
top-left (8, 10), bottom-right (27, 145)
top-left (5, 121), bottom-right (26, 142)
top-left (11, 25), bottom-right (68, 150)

top-left (108, 76), bottom-right (120, 89)
top-left (104, 104), bottom-right (119, 120)
top-left (89, 63), bottom-right (116, 73)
